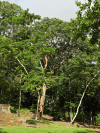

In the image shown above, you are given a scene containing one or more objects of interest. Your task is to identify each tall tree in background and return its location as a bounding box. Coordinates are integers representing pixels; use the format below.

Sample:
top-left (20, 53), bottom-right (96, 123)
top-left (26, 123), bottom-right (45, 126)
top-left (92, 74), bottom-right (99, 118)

top-left (26, 17), bottom-right (93, 119)
top-left (0, 1), bottom-right (41, 107)
top-left (69, 0), bottom-right (100, 123)
top-left (0, 1), bottom-right (23, 37)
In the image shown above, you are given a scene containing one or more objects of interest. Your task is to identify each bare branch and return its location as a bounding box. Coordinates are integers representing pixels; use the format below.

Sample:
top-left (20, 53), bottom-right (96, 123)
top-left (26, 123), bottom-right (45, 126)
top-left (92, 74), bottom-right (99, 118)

top-left (16, 57), bottom-right (28, 75)
top-left (71, 73), bottom-right (98, 124)
top-left (39, 59), bottom-right (43, 72)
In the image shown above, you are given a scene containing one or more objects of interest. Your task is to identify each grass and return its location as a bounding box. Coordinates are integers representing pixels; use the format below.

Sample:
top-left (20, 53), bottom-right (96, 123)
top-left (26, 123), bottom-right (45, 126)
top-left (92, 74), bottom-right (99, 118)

top-left (26, 119), bottom-right (53, 125)
top-left (1, 107), bottom-right (100, 133)
top-left (0, 123), bottom-right (100, 133)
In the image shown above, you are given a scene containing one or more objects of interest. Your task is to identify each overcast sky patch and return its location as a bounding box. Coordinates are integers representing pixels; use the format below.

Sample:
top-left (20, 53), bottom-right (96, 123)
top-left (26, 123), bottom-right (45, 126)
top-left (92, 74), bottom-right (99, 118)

top-left (1, 0), bottom-right (94, 22)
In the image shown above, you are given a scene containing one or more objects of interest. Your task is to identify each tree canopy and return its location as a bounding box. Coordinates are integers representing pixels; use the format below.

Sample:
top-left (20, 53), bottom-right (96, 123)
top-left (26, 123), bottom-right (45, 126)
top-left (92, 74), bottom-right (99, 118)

top-left (0, 0), bottom-right (100, 124)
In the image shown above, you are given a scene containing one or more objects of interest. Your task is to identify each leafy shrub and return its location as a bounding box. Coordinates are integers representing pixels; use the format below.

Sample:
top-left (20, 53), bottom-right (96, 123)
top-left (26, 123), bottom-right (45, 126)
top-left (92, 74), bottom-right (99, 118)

top-left (30, 104), bottom-right (37, 113)
top-left (10, 106), bottom-right (30, 114)
top-left (53, 111), bottom-right (64, 121)
top-left (19, 108), bottom-right (30, 114)
top-left (10, 106), bottom-right (17, 113)
top-left (65, 111), bottom-right (69, 118)
top-left (96, 114), bottom-right (100, 125)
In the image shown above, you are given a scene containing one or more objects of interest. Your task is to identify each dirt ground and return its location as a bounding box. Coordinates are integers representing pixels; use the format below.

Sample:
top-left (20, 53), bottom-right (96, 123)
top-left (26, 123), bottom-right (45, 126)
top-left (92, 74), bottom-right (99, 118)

top-left (0, 112), bottom-right (100, 132)
top-left (0, 112), bottom-right (53, 127)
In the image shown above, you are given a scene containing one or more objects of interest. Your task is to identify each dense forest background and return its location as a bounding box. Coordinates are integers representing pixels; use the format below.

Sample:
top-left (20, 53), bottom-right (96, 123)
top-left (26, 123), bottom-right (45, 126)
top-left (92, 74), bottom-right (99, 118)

top-left (0, 0), bottom-right (100, 125)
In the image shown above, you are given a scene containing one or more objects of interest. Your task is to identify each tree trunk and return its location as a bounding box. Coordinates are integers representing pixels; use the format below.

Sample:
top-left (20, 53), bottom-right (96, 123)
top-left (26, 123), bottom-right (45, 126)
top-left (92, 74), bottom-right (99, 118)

top-left (70, 96), bottom-right (73, 122)
top-left (70, 107), bottom-right (73, 122)
top-left (39, 83), bottom-right (47, 119)
top-left (38, 55), bottom-right (49, 119)
top-left (93, 116), bottom-right (96, 125)
top-left (70, 74), bottom-right (97, 124)
top-left (70, 85), bottom-right (88, 124)
top-left (35, 91), bottom-right (40, 120)
top-left (18, 74), bottom-right (22, 117)
top-left (73, 89), bottom-right (75, 121)
top-left (69, 81), bottom-right (72, 122)
top-left (90, 109), bottom-right (92, 125)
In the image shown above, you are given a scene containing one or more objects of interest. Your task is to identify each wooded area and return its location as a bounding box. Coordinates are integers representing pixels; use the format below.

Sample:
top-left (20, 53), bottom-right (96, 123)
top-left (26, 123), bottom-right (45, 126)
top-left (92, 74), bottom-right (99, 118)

top-left (0, 0), bottom-right (100, 125)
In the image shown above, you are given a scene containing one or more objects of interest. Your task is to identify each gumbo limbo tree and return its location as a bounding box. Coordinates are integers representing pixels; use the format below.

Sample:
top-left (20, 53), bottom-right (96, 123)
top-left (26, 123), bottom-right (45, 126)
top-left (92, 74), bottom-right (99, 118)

top-left (23, 17), bottom-right (89, 119)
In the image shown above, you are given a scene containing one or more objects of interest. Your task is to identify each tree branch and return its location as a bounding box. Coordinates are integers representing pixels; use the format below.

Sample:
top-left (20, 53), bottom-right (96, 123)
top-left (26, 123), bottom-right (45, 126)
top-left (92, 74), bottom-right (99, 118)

top-left (55, 54), bottom-right (72, 70)
top-left (16, 57), bottom-right (28, 75)
top-left (70, 73), bottom-right (98, 124)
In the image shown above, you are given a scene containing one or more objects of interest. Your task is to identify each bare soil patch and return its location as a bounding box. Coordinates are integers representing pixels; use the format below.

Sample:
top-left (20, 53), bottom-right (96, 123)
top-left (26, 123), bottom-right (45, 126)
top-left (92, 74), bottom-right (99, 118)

top-left (0, 112), bottom-right (53, 127)
top-left (0, 112), bottom-right (100, 132)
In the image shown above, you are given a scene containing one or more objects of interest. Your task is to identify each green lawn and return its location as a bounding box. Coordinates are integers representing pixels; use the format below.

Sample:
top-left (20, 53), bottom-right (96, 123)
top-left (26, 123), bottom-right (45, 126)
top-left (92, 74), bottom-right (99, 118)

top-left (0, 123), bottom-right (100, 133)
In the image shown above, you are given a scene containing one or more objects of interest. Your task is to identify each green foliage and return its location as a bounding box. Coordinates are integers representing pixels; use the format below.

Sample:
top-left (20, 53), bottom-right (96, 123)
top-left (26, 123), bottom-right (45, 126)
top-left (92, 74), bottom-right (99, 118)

top-left (0, 0), bottom-right (100, 125)
top-left (96, 114), bottom-right (100, 125)
top-left (10, 106), bottom-right (30, 114)
top-left (30, 104), bottom-right (37, 113)
top-left (19, 108), bottom-right (30, 114)
top-left (52, 111), bottom-right (64, 121)
top-left (65, 111), bottom-right (69, 118)
top-left (10, 106), bottom-right (18, 113)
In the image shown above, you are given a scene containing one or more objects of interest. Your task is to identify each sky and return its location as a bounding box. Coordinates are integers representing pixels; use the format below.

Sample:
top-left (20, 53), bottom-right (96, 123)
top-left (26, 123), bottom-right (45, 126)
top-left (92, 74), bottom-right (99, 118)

top-left (1, 0), bottom-right (91, 22)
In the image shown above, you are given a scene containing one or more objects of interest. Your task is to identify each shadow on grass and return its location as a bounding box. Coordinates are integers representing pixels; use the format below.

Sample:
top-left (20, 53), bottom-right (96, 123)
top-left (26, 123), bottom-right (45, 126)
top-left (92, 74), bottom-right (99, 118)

top-left (73, 130), bottom-right (100, 133)
top-left (42, 116), bottom-right (53, 121)
top-left (26, 119), bottom-right (36, 125)
top-left (37, 120), bottom-right (53, 124)
top-left (26, 118), bottom-right (53, 125)
top-left (77, 122), bottom-right (100, 129)
top-left (0, 128), bottom-right (8, 133)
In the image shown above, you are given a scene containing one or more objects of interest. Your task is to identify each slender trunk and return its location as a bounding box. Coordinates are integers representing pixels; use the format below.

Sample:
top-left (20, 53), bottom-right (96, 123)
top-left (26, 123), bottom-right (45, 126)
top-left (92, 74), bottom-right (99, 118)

top-left (82, 111), bottom-right (83, 124)
top-left (39, 55), bottom-right (49, 119)
top-left (70, 97), bottom-right (73, 122)
top-left (90, 109), bottom-right (92, 125)
top-left (42, 83), bottom-right (47, 116)
top-left (93, 116), bottom-right (96, 125)
top-left (71, 74), bottom-right (97, 124)
top-left (73, 89), bottom-right (75, 120)
top-left (70, 107), bottom-right (73, 122)
top-left (52, 88), bottom-right (54, 112)
top-left (18, 75), bottom-right (22, 117)
top-left (69, 81), bottom-right (72, 122)
top-left (70, 85), bottom-right (88, 124)
top-left (35, 91), bottom-right (40, 120)
top-left (39, 83), bottom-right (47, 119)
top-left (18, 88), bottom-right (21, 117)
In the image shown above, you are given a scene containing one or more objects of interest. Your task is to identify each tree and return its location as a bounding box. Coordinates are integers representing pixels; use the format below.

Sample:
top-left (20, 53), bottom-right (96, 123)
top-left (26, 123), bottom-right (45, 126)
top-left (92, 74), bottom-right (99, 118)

top-left (69, 0), bottom-right (100, 123)
top-left (0, 2), bottom-right (41, 109)
top-left (1, 0), bottom-right (100, 124)
top-left (0, 36), bottom-right (18, 103)
top-left (26, 17), bottom-right (93, 119)
top-left (0, 1), bottom-right (23, 37)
